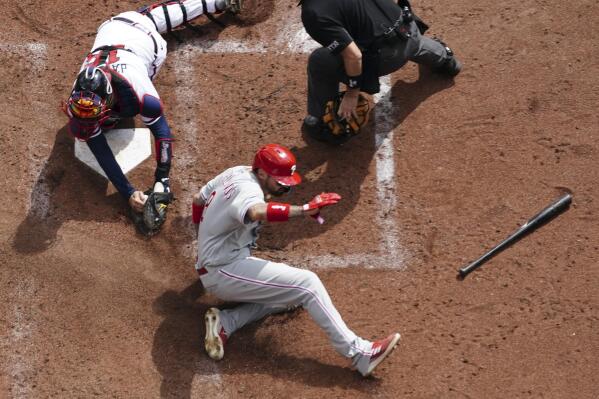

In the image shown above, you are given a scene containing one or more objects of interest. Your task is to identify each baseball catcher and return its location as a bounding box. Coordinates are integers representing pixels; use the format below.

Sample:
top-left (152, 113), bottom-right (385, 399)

top-left (63, 0), bottom-right (242, 234)
top-left (193, 144), bottom-right (401, 376)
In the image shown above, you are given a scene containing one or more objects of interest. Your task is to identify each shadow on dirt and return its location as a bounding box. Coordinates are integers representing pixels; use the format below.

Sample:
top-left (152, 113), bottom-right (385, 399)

top-left (152, 280), bottom-right (380, 398)
top-left (163, 0), bottom-right (275, 48)
top-left (258, 67), bottom-right (455, 248)
top-left (11, 121), bottom-right (144, 254)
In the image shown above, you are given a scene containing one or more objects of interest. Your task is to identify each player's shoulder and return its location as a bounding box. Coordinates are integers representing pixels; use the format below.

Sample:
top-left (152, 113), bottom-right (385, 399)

top-left (219, 166), bottom-right (263, 198)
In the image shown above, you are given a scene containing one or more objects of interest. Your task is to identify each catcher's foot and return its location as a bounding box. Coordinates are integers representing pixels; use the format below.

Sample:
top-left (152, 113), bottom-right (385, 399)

top-left (354, 333), bottom-right (401, 377)
top-left (205, 308), bottom-right (227, 360)
top-left (153, 177), bottom-right (171, 194)
top-left (217, 0), bottom-right (242, 14)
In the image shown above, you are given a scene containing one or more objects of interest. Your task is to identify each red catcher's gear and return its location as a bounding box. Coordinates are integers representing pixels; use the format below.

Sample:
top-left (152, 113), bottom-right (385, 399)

top-left (252, 144), bottom-right (301, 186)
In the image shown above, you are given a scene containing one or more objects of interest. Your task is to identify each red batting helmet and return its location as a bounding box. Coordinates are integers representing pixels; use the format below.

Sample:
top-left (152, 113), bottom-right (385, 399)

top-left (252, 144), bottom-right (301, 186)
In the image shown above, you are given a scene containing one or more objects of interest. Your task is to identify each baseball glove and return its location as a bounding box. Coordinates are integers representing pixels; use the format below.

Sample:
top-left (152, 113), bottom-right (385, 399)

top-left (132, 190), bottom-right (173, 236)
top-left (322, 92), bottom-right (371, 144)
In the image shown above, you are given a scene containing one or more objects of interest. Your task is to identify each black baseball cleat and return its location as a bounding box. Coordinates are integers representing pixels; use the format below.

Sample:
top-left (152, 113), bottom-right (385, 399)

top-left (434, 56), bottom-right (462, 77)
top-left (432, 39), bottom-right (462, 77)
top-left (302, 115), bottom-right (351, 145)
top-left (302, 115), bottom-right (328, 142)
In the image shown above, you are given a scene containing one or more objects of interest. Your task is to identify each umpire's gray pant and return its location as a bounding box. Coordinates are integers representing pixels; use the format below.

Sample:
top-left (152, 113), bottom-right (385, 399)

top-left (307, 20), bottom-right (452, 118)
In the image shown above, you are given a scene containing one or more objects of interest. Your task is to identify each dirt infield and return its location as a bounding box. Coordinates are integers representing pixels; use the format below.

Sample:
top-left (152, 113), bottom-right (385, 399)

top-left (1, 0), bottom-right (598, 397)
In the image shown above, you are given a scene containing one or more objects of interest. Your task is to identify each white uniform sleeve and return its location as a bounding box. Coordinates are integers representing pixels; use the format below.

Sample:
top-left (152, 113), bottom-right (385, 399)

top-left (199, 176), bottom-right (219, 201)
top-left (229, 185), bottom-right (265, 225)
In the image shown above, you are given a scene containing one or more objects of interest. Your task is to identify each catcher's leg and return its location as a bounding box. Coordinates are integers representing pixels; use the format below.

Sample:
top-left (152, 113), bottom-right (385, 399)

top-left (203, 257), bottom-right (373, 358)
top-left (139, 0), bottom-right (241, 34)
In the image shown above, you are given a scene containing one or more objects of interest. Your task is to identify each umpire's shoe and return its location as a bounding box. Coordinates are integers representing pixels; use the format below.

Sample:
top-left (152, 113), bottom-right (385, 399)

top-left (205, 308), bottom-right (228, 360)
top-left (434, 56), bottom-right (462, 77)
top-left (354, 333), bottom-right (401, 377)
top-left (432, 40), bottom-right (462, 77)
top-left (302, 115), bottom-right (328, 142)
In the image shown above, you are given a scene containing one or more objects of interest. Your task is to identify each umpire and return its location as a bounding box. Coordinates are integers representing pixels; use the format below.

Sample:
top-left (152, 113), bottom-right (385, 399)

top-left (300, 0), bottom-right (462, 143)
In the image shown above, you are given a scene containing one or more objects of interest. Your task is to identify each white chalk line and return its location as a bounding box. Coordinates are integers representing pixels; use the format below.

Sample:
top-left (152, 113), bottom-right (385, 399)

top-left (171, 47), bottom-right (223, 390)
top-left (1, 41), bottom-right (47, 399)
top-left (299, 76), bottom-right (406, 269)
top-left (3, 278), bottom-right (38, 399)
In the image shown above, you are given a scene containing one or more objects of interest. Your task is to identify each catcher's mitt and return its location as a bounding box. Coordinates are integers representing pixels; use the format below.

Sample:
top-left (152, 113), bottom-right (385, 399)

top-left (132, 190), bottom-right (173, 236)
top-left (322, 92), bottom-right (371, 144)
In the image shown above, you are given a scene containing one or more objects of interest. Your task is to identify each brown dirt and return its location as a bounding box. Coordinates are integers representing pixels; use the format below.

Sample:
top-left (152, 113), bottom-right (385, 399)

top-left (1, 0), bottom-right (598, 398)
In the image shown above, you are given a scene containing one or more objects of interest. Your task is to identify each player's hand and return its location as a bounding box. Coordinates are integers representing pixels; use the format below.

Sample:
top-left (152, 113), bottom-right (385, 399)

top-left (129, 190), bottom-right (148, 213)
top-left (337, 90), bottom-right (359, 121)
top-left (303, 193), bottom-right (342, 215)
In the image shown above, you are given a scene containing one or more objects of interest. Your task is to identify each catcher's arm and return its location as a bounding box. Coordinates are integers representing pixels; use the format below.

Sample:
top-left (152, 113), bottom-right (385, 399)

top-left (246, 193), bottom-right (341, 224)
top-left (129, 191), bottom-right (148, 212)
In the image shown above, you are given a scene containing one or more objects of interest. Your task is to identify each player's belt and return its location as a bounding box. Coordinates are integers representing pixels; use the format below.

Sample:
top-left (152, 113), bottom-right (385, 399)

top-left (91, 45), bottom-right (133, 54)
top-left (197, 266), bottom-right (209, 276)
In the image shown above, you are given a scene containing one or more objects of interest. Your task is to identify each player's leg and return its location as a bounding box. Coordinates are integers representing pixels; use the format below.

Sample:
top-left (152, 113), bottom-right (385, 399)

top-left (139, 0), bottom-right (241, 34)
top-left (203, 257), bottom-right (373, 359)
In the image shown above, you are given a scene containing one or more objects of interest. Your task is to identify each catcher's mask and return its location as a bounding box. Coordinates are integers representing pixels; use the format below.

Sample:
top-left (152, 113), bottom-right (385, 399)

top-left (253, 144), bottom-right (302, 187)
top-left (65, 67), bottom-right (114, 140)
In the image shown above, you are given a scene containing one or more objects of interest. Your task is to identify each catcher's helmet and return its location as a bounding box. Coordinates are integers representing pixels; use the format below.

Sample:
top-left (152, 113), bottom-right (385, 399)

top-left (65, 67), bottom-right (114, 140)
top-left (253, 144), bottom-right (301, 186)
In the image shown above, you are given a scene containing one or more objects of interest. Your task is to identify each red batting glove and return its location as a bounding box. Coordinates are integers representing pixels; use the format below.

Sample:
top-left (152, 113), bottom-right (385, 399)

top-left (303, 193), bottom-right (342, 212)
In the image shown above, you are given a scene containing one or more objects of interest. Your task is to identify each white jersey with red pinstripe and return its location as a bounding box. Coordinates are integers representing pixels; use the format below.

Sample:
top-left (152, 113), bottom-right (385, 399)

top-left (196, 166), bottom-right (265, 268)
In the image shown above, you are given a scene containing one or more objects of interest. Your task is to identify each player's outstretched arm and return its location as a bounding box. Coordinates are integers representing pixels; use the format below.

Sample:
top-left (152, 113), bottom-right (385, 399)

top-left (246, 193), bottom-right (342, 223)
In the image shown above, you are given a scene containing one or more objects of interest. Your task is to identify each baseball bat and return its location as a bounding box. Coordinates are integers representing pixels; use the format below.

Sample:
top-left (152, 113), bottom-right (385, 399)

top-left (457, 193), bottom-right (572, 280)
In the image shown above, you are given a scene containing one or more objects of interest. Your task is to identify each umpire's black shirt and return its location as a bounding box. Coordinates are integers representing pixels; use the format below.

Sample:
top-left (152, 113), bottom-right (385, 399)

top-left (300, 0), bottom-right (403, 55)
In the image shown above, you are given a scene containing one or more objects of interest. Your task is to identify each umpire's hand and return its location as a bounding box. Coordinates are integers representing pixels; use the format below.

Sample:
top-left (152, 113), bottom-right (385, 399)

top-left (338, 89), bottom-right (360, 120)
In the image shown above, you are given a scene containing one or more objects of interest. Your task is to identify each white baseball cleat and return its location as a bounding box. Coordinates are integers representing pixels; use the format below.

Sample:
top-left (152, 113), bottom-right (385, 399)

top-left (355, 332), bottom-right (401, 376)
top-left (204, 308), bottom-right (227, 360)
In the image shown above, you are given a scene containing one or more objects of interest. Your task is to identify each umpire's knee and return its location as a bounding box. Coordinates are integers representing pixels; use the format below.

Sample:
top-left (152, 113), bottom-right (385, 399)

top-left (308, 48), bottom-right (342, 76)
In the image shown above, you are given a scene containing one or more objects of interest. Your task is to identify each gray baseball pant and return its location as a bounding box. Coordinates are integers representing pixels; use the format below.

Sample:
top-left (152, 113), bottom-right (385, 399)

top-left (199, 256), bottom-right (374, 358)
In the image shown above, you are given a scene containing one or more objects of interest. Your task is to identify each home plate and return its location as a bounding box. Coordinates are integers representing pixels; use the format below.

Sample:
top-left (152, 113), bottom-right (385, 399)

top-left (74, 128), bottom-right (152, 178)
